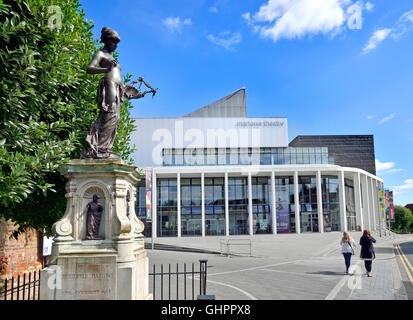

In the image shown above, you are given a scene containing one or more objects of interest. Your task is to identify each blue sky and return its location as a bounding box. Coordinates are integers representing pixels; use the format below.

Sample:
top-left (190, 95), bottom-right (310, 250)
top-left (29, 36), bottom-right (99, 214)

top-left (79, 0), bottom-right (413, 206)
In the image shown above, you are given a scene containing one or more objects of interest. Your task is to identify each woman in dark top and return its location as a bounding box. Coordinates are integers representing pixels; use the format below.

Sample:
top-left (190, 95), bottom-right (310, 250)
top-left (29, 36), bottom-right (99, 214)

top-left (359, 230), bottom-right (376, 277)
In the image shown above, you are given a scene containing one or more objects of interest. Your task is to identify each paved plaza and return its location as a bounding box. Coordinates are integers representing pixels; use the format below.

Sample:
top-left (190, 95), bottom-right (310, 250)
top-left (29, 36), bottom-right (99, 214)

top-left (145, 232), bottom-right (413, 300)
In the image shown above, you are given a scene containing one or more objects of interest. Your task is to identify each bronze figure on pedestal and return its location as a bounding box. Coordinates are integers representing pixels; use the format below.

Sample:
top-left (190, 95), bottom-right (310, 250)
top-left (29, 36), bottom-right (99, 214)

top-left (81, 27), bottom-right (157, 159)
top-left (85, 194), bottom-right (104, 240)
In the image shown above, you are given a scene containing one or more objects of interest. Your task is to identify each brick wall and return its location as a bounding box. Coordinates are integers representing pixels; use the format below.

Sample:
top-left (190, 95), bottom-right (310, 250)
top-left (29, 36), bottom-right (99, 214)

top-left (0, 219), bottom-right (43, 281)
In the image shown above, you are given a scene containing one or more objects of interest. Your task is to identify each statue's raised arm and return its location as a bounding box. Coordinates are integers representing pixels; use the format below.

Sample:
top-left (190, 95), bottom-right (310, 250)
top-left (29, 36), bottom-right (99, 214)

top-left (80, 27), bottom-right (157, 160)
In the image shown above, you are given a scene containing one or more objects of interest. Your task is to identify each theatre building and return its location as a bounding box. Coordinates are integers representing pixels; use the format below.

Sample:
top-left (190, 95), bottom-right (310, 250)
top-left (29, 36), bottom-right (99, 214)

top-left (130, 88), bottom-right (384, 238)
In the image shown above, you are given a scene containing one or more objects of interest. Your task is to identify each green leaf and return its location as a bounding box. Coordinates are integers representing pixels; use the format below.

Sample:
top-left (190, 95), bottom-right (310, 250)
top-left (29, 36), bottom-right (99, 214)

top-left (0, 0), bottom-right (137, 237)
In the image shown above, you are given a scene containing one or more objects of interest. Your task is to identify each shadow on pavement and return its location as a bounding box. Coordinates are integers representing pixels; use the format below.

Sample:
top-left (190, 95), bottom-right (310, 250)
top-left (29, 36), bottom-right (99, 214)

top-left (374, 247), bottom-right (395, 255)
top-left (399, 244), bottom-right (413, 255)
top-left (307, 270), bottom-right (345, 276)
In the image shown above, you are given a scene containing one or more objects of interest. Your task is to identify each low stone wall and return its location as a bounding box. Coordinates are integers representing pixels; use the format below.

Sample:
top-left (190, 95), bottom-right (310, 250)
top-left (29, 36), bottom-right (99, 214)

top-left (0, 219), bottom-right (43, 281)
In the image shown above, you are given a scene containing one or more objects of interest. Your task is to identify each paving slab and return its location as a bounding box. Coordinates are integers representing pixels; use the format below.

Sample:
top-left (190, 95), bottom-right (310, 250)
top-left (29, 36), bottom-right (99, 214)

top-left (145, 232), bottom-right (413, 300)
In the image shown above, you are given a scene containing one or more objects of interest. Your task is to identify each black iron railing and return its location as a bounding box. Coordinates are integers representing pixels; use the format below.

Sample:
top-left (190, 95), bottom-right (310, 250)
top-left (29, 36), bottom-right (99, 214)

top-left (0, 262), bottom-right (209, 301)
top-left (0, 270), bottom-right (41, 300)
top-left (149, 260), bottom-right (208, 300)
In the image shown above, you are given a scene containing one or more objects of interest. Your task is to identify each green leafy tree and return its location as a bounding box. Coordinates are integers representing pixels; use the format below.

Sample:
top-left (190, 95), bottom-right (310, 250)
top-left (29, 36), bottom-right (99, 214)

top-left (0, 0), bottom-right (136, 237)
top-left (391, 206), bottom-right (413, 233)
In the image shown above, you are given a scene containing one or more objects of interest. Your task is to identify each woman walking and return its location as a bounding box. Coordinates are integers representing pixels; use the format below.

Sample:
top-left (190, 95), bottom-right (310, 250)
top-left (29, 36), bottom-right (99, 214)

top-left (359, 230), bottom-right (376, 277)
top-left (341, 232), bottom-right (356, 274)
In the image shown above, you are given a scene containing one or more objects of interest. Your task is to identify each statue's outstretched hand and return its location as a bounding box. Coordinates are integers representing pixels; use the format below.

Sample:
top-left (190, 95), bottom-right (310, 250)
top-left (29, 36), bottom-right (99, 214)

top-left (123, 85), bottom-right (144, 100)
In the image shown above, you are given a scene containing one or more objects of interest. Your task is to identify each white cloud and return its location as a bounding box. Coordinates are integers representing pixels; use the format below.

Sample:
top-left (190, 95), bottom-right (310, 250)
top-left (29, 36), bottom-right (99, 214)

top-left (162, 17), bottom-right (192, 34)
top-left (376, 159), bottom-right (404, 175)
top-left (384, 168), bottom-right (404, 174)
top-left (392, 179), bottom-right (413, 192)
top-left (207, 31), bottom-right (242, 50)
top-left (362, 9), bottom-right (413, 54)
top-left (392, 9), bottom-right (413, 39)
top-left (377, 113), bottom-right (395, 124)
top-left (362, 28), bottom-right (392, 54)
top-left (209, 7), bottom-right (218, 13)
top-left (243, 0), bottom-right (359, 43)
top-left (376, 160), bottom-right (395, 172)
top-left (365, 2), bottom-right (373, 11)
top-left (366, 115), bottom-right (373, 120)
top-left (242, 12), bottom-right (253, 25)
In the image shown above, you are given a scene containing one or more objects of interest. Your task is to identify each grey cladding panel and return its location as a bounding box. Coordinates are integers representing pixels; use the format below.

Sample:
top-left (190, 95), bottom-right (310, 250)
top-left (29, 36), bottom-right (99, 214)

top-left (289, 135), bottom-right (376, 175)
top-left (183, 88), bottom-right (246, 118)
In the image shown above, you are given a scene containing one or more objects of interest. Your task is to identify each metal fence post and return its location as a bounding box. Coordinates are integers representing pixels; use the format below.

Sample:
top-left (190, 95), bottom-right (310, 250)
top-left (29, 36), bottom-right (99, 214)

top-left (38, 270), bottom-right (41, 300)
top-left (11, 276), bottom-right (14, 301)
top-left (23, 273), bottom-right (26, 300)
top-left (199, 259), bottom-right (208, 295)
top-left (149, 260), bottom-right (210, 301)
top-left (28, 272), bottom-right (31, 300)
top-left (17, 275), bottom-right (20, 300)
top-left (4, 278), bottom-right (8, 300)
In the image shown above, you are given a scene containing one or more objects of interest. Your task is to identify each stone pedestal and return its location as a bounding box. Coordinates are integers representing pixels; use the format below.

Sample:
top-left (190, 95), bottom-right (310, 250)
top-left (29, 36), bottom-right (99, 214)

top-left (40, 159), bottom-right (152, 300)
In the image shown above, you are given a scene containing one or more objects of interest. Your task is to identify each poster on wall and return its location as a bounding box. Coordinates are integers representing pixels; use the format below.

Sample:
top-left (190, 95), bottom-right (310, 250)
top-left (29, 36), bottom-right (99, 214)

top-left (276, 185), bottom-right (290, 233)
top-left (378, 189), bottom-right (386, 221)
top-left (43, 236), bottom-right (53, 256)
top-left (384, 189), bottom-right (395, 220)
top-left (145, 169), bottom-right (152, 220)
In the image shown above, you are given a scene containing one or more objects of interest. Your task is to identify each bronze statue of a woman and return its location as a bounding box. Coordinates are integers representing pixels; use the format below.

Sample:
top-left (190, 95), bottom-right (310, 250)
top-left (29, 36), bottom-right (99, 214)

top-left (85, 194), bottom-right (104, 240)
top-left (81, 27), bottom-right (157, 159)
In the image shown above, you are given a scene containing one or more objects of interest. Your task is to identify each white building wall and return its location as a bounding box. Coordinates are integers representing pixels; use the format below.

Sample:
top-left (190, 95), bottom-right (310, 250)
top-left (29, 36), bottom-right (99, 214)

top-left (339, 170), bottom-right (347, 232)
top-left (271, 171), bottom-right (277, 235)
top-left (131, 117), bottom-right (289, 166)
top-left (363, 174), bottom-right (371, 230)
top-left (294, 171), bottom-right (301, 234)
top-left (354, 172), bottom-right (364, 231)
top-left (316, 171), bottom-right (324, 233)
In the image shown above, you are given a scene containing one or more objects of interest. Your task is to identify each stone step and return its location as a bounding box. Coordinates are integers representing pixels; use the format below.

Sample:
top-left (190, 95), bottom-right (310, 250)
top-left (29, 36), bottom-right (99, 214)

top-left (144, 242), bottom-right (220, 255)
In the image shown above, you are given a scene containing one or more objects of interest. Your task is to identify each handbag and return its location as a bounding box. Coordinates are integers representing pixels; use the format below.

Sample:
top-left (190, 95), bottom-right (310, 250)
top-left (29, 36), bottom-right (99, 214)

top-left (348, 242), bottom-right (355, 255)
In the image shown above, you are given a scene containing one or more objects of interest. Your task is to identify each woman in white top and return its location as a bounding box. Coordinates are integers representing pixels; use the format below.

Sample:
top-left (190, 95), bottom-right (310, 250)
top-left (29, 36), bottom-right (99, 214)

top-left (341, 232), bottom-right (356, 274)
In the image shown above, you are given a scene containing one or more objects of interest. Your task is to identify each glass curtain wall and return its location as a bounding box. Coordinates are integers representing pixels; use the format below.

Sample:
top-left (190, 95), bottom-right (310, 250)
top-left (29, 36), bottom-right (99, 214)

top-left (275, 177), bottom-right (295, 233)
top-left (299, 176), bottom-right (318, 232)
top-left (163, 147), bottom-right (332, 166)
top-left (204, 177), bottom-right (225, 236)
top-left (252, 177), bottom-right (272, 234)
top-left (181, 178), bottom-right (202, 236)
top-left (345, 178), bottom-right (357, 231)
top-left (157, 179), bottom-right (178, 237)
top-left (136, 180), bottom-right (152, 237)
top-left (205, 177), bottom-right (225, 236)
top-left (228, 177), bottom-right (249, 235)
top-left (321, 176), bottom-right (341, 232)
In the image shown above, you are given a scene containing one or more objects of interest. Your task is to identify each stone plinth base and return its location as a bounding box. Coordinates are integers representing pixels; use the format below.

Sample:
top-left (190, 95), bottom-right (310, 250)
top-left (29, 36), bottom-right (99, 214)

top-left (40, 159), bottom-right (151, 300)
top-left (40, 248), bottom-right (152, 300)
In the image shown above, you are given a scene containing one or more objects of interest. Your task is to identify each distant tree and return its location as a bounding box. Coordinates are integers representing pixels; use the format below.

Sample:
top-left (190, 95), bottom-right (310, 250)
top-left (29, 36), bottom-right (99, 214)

top-left (0, 0), bottom-right (136, 237)
top-left (391, 206), bottom-right (413, 233)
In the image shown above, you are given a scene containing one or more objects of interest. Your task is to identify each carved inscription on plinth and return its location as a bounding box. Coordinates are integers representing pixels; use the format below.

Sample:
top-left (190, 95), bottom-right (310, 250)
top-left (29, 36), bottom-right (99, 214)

top-left (56, 256), bottom-right (116, 300)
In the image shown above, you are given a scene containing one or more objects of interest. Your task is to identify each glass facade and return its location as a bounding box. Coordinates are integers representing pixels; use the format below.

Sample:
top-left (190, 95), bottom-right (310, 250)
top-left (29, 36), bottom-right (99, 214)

top-left (228, 177), bottom-right (249, 235)
top-left (181, 178), bottom-right (202, 236)
top-left (162, 147), bottom-right (333, 166)
top-left (299, 176), bottom-right (319, 233)
top-left (136, 181), bottom-right (152, 237)
top-left (275, 177), bottom-right (295, 233)
top-left (133, 173), bottom-right (371, 237)
top-left (205, 177), bottom-right (225, 236)
top-left (321, 176), bottom-right (341, 232)
top-left (157, 179), bottom-right (178, 237)
top-left (345, 178), bottom-right (357, 231)
top-left (251, 177), bottom-right (272, 234)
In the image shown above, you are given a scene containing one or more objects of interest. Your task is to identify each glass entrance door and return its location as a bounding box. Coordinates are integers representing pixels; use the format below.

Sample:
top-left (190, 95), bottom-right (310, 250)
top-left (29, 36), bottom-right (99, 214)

top-left (301, 212), bottom-right (319, 233)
